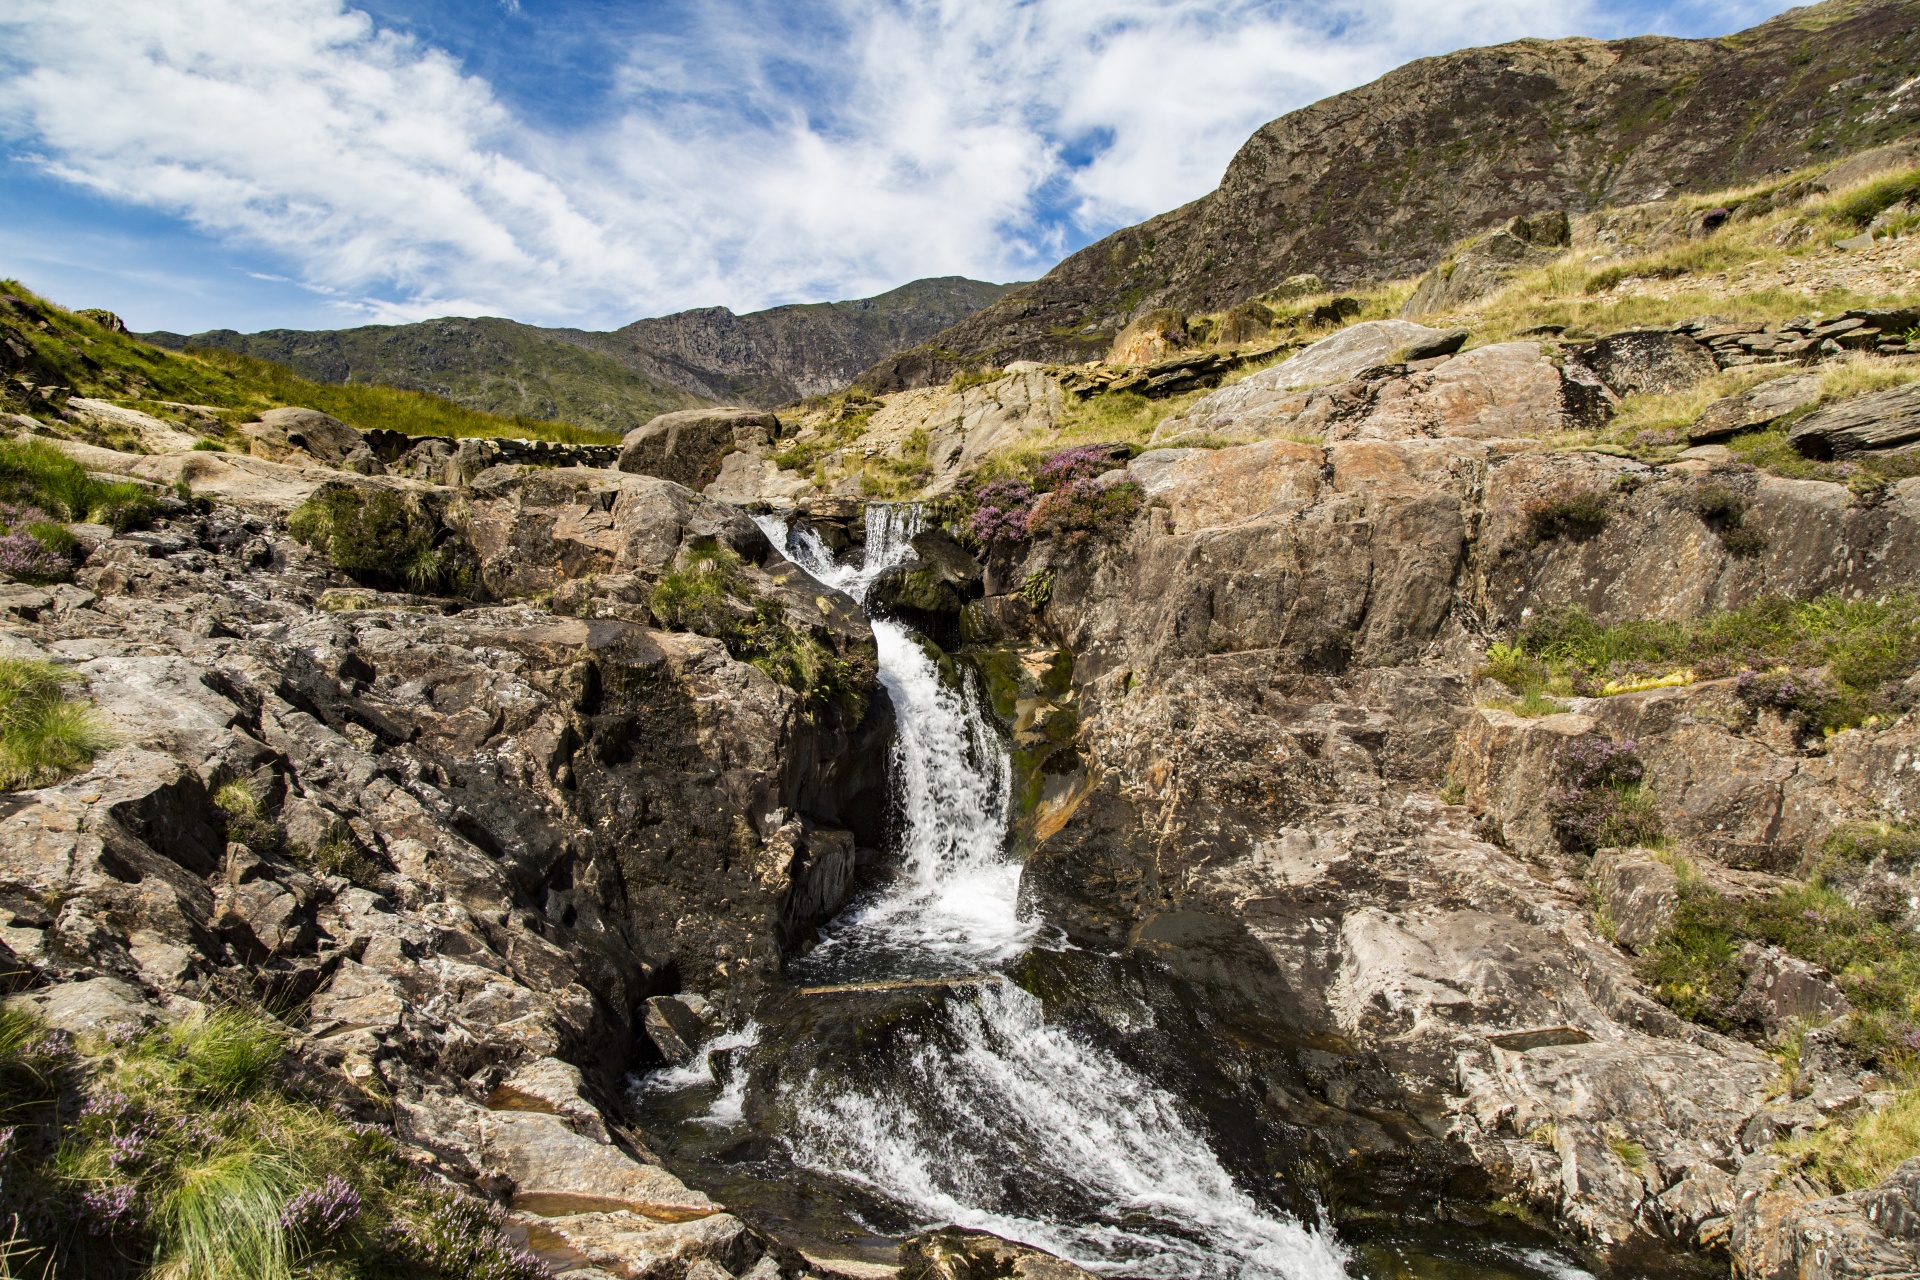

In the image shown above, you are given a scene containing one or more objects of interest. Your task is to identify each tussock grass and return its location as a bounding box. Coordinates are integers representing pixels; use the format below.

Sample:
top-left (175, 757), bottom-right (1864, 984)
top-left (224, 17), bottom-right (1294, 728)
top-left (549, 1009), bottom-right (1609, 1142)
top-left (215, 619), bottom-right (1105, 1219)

top-left (1781, 1087), bottom-right (1920, 1192)
top-left (0, 659), bottom-right (110, 790)
top-left (1, 1004), bottom-right (549, 1278)
top-left (0, 436), bottom-right (161, 531)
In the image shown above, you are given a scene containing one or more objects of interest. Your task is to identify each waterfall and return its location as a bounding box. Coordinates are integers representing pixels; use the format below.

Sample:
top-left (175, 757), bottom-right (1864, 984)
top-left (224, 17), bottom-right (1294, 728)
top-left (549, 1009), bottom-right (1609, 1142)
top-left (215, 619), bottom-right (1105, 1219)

top-left (732, 505), bottom-right (1350, 1279)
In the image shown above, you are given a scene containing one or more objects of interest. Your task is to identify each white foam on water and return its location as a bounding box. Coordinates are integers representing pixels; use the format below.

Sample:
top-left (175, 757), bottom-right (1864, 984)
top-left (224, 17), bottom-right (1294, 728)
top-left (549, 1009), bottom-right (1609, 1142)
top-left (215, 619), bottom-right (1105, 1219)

top-left (755, 503), bottom-right (1350, 1280)
top-left (790, 981), bottom-right (1351, 1280)
top-left (633, 1020), bottom-right (763, 1127)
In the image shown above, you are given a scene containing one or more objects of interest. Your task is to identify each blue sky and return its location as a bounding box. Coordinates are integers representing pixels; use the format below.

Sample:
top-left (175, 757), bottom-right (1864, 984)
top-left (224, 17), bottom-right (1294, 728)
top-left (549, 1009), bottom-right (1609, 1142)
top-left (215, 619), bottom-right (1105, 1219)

top-left (0, 0), bottom-right (1805, 335)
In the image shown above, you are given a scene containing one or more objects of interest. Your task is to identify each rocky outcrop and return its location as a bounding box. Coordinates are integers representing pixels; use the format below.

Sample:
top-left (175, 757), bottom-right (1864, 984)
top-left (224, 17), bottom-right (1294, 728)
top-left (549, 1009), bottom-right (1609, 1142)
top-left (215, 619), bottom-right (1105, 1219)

top-left (860, 0), bottom-right (1920, 385)
top-left (618, 408), bottom-right (780, 491)
top-left (0, 441), bottom-right (889, 1278)
top-left (948, 388), bottom-right (1920, 1271)
top-left (1401, 212), bottom-right (1571, 318)
top-left (1154, 323), bottom-right (1609, 446)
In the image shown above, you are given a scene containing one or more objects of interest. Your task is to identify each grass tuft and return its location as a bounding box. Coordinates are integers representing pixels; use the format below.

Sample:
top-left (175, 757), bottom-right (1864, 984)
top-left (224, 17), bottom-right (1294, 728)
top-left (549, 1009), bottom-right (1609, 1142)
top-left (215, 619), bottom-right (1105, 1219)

top-left (0, 659), bottom-right (110, 790)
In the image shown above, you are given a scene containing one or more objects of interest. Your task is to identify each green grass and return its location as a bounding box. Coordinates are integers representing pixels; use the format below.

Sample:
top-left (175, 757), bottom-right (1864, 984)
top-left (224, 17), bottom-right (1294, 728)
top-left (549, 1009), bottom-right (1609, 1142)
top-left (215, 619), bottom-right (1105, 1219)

top-left (0, 1004), bottom-right (548, 1278)
top-left (1829, 166), bottom-right (1920, 230)
top-left (0, 659), bottom-right (110, 790)
top-left (0, 436), bottom-right (162, 531)
top-left (1484, 594), bottom-right (1920, 728)
top-left (2, 281), bottom-right (615, 446)
top-left (1642, 876), bottom-right (1920, 1033)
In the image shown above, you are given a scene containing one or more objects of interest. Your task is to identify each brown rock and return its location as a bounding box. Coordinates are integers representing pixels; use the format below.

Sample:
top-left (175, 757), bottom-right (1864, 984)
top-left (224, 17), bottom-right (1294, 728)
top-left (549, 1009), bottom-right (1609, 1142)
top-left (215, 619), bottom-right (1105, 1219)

top-left (617, 408), bottom-right (779, 491)
top-left (897, 1228), bottom-right (1096, 1280)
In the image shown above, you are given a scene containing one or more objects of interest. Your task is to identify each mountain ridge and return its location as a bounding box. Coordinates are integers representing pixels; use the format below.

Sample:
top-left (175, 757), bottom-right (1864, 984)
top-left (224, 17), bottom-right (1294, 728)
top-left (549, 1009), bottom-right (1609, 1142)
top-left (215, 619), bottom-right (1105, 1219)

top-left (145, 275), bottom-right (1019, 432)
top-left (858, 0), bottom-right (1920, 389)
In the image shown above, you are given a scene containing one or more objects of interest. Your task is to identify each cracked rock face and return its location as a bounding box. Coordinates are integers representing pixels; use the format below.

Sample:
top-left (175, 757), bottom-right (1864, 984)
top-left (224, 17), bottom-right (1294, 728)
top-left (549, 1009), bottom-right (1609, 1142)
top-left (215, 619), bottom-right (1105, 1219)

top-left (0, 464), bottom-right (887, 1278)
top-left (962, 423), bottom-right (1920, 1273)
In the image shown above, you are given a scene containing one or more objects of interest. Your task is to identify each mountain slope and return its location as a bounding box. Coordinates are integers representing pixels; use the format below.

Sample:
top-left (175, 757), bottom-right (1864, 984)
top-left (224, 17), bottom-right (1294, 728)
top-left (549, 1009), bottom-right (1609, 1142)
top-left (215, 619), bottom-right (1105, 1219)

top-left (149, 276), bottom-right (1018, 431)
top-left (861, 0), bottom-right (1920, 388)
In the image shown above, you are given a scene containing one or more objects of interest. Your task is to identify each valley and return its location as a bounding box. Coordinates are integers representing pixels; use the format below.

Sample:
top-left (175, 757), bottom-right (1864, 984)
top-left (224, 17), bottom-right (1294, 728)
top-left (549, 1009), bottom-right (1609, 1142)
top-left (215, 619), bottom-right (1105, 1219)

top-left (6, 3), bottom-right (1920, 1279)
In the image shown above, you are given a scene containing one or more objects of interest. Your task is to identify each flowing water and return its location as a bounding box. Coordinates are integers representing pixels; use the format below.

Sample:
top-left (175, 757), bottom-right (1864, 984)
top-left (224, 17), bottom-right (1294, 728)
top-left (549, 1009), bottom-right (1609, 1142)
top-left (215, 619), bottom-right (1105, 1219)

top-left (635, 505), bottom-right (1595, 1280)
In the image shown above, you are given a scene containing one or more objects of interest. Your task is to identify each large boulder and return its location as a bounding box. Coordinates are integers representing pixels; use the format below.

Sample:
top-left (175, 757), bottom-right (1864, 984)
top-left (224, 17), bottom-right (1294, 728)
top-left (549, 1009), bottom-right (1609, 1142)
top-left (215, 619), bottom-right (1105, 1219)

top-left (1234, 319), bottom-right (1448, 392)
top-left (1568, 331), bottom-right (1717, 398)
top-left (1789, 382), bottom-right (1920, 459)
top-left (248, 406), bottom-right (366, 465)
top-left (459, 465), bottom-right (769, 598)
top-left (618, 408), bottom-right (779, 491)
top-left (1689, 372), bottom-right (1824, 443)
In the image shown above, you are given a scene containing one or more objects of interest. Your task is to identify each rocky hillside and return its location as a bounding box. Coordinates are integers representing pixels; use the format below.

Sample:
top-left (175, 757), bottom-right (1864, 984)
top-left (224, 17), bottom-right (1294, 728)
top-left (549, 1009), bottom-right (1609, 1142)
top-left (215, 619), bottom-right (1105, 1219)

top-left (862, 0), bottom-right (1920, 388)
top-left (151, 277), bottom-right (1018, 431)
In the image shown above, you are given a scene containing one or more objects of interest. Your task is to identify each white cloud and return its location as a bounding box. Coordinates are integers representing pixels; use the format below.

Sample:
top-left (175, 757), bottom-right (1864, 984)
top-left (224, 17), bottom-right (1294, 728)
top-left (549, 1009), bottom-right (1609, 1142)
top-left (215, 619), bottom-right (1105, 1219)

top-left (0, 0), bottom-right (1795, 328)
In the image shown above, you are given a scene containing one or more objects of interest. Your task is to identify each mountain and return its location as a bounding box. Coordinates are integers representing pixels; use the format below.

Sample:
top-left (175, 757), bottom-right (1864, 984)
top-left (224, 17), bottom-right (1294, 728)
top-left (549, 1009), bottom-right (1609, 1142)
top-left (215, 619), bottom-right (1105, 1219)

top-left (860, 0), bottom-right (1920, 389)
top-left (145, 276), bottom-right (1018, 432)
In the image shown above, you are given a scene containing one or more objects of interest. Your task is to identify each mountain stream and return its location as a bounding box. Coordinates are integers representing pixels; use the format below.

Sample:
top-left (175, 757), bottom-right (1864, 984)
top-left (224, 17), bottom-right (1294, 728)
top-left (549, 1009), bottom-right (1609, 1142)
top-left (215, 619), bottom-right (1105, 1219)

top-left (634, 504), bottom-right (1596, 1280)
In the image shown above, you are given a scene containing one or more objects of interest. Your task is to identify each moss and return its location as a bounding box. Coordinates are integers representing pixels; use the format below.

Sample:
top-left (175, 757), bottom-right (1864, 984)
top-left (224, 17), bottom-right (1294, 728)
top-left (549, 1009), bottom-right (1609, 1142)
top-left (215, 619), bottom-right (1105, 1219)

top-left (650, 543), bottom-right (872, 722)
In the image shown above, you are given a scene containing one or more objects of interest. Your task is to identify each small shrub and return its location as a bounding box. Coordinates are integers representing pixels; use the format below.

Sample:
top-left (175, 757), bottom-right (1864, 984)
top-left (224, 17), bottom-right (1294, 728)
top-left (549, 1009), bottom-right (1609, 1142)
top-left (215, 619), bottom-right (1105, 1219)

top-left (0, 502), bottom-right (79, 583)
top-left (1691, 482), bottom-right (1766, 557)
top-left (1522, 486), bottom-right (1610, 542)
top-left (1024, 478), bottom-right (1143, 543)
top-left (1019, 568), bottom-right (1054, 608)
top-left (1545, 734), bottom-right (1661, 854)
top-left (288, 484), bottom-right (459, 595)
top-left (1737, 667), bottom-right (1859, 736)
top-left (0, 659), bottom-right (109, 790)
top-left (967, 477), bottom-right (1036, 547)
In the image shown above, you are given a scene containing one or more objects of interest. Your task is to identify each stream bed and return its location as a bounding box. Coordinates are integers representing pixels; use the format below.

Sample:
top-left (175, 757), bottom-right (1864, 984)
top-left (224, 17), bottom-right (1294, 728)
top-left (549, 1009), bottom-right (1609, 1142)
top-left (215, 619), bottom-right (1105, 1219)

top-left (632, 506), bottom-right (1600, 1280)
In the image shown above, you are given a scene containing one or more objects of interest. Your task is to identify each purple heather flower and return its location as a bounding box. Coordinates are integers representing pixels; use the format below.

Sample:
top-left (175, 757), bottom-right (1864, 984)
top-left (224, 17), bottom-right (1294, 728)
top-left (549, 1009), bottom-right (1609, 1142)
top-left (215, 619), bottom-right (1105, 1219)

top-left (79, 1183), bottom-right (142, 1235)
top-left (282, 1175), bottom-right (363, 1234)
top-left (1035, 445), bottom-right (1116, 489)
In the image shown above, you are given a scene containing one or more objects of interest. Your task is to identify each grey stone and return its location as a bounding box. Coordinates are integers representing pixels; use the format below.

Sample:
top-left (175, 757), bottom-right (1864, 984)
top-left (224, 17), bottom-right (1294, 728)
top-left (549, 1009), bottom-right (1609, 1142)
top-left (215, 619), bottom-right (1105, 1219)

top-left (644, 995), bottom-right (709, 1066)
top-left (1689, 373), bottom-right (1824, 443)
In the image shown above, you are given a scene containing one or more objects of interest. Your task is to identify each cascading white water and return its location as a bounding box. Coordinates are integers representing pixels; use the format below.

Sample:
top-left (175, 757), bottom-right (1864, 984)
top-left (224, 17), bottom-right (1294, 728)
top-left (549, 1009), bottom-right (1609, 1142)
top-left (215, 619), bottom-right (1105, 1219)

top-left (737, 505), bottom-right (1349, 1279)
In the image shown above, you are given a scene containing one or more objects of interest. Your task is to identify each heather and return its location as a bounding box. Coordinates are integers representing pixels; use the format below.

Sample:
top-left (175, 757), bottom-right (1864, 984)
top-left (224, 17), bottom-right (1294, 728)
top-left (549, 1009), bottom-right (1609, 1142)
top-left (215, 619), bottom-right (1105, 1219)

top-left (1545, 734), bottom-right (1660, 854)
top-left (0, 1004), bottom-right (549, 1279)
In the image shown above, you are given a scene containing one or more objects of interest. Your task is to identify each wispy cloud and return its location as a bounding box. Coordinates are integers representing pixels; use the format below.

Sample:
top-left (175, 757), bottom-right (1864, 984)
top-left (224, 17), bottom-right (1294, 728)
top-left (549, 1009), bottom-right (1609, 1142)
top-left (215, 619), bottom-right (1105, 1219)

top-left (0, 0), bottom-right (1799, 329)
